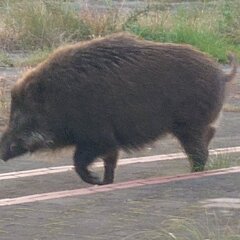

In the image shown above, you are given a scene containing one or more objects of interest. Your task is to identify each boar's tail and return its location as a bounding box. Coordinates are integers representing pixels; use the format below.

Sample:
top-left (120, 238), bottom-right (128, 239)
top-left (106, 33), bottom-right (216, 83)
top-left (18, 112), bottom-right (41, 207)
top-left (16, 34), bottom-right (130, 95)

top-left (224, 53), bottom-right (238, 82)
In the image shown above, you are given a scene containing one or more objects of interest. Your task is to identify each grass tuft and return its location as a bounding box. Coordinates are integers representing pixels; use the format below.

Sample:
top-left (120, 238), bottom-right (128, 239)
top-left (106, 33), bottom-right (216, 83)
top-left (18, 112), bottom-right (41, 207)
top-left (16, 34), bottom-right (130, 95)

top-left (160, 214), bottom-right (240, 240)
top-left (206, 154), bottom-right (232, 170)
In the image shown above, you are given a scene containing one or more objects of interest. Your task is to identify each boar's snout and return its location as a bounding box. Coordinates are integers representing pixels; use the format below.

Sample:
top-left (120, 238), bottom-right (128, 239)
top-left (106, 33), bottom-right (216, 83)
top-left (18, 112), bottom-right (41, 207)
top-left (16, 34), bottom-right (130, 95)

top-left (0, 141), bottom-right (28, 161)
top-left (0, 128), bottom-right (55, 161)
top-left (0, 133), bottom-right (28, 161)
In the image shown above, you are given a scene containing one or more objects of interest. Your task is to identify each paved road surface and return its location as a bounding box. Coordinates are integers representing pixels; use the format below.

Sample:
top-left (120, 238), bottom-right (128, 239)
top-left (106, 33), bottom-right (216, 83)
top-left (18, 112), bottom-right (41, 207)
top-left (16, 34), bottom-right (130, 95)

top-left (0, 168), bottom-right (239, 240)
top-left (0, 67), bottom-right (239, 239)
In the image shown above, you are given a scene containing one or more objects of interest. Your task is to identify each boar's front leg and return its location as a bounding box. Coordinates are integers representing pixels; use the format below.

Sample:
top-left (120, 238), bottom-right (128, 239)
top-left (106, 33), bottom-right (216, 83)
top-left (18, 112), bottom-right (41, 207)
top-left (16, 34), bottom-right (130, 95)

top-left (74, 146), bottom-right (103, 185)
top-left (102, 150), bottom-right (118, 185)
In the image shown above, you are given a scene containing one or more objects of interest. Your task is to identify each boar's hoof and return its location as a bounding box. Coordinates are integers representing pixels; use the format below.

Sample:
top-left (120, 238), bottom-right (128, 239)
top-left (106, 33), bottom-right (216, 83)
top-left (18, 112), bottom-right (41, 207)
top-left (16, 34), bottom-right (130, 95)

top-left (102, 179), bottom-right (114, 185)
top-left (102, 171), bottom-right (114, 185)
top-left (77, 168), bottom-right (102, 185)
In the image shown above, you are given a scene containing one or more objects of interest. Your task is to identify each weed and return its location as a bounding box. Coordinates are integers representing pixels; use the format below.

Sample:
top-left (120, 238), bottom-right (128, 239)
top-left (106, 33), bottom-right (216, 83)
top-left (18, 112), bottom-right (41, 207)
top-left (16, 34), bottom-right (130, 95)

top-left (217, 0), bottom-right (240, 44)
top-left (206, 154), bottom-right (231, 170)
top-left (79, 4), bottom-right (125, 37)
top-left (0, 0), bottom-right (240, 65)
top-left (206, 153), bottom-right (240, 170)
top-left (159, 210), bottom-right (240, 240)
top-left (0, 0), bottom-right (91, 50)
top-left (0, 77), bottom-right (9, 126)
top-left (119, 213), bottom-right (240, 240)
top-left (124, 1), bottom-right (240, 62)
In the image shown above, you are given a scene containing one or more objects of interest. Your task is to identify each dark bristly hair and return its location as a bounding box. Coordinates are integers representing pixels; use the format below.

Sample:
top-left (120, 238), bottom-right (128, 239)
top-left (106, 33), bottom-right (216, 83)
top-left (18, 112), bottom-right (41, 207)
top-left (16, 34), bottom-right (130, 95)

top-left (0, 32), bottom-right (237, 185)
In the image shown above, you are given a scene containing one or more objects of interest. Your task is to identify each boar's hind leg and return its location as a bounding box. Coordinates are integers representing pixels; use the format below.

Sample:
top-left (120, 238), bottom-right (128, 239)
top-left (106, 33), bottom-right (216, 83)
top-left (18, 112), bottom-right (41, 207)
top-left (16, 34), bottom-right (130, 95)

top-left (103, 150), bottom-right (118, 185)
top-left (74, 147), bottom-right (103, 185)
top-left (204, 125), bottom-right (216, 147)
top-left (173, 125), bottom-right (211, 172)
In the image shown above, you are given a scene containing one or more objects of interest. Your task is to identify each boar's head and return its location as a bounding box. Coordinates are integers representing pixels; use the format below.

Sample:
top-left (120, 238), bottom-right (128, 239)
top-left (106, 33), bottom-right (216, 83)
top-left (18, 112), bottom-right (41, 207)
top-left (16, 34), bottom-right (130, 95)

top-left (0, 117), bottom-right (53, 161)
top-left (0, 74), bottom-right (55, 161)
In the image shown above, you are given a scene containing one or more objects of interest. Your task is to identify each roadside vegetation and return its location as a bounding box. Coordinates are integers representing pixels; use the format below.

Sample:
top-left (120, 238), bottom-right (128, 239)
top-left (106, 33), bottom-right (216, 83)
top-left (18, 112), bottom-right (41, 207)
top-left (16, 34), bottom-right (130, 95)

top-left (206, 153), bottom-right (240, 170)
top-left (0, 0), bottom-right (239, 117)
top-left (0, 0), bottom-right (239, 66)
top-left (159, 214), bottom-right (240, 240)
top-left (0, 76), bottom-right (9, 125)
top-left (119, 212), bottom-right (240, 240)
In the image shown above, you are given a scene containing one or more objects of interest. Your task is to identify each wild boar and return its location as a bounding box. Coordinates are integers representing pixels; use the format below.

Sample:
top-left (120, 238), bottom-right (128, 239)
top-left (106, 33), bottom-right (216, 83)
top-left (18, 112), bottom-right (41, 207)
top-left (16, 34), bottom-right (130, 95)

top-left (0, 33), bottom-right (237, 185)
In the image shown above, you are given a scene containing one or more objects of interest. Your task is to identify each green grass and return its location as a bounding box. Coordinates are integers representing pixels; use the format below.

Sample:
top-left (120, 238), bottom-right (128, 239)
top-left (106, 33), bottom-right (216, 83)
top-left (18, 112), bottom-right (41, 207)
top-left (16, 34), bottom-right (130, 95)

top-left (15, 49), bottom-right (52, 67)
top-left (0, 0), bottom-right (240, 65)
top-left (206, 154), bottom-right (232, 170)
top-left (124, 1), bottom-right (240, 62)
top-left (206, 153), bottom-right (240, 170)
top-left (127, 25), bottom-right (236, 62)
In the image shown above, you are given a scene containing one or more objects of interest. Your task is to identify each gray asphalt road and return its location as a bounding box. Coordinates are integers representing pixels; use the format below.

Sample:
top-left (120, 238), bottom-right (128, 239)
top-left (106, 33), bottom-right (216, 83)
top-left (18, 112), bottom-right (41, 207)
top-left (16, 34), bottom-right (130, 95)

top-left (0, 66), bottom-right (239, 240)
top-left (0, 172), bottom-right (239, 240)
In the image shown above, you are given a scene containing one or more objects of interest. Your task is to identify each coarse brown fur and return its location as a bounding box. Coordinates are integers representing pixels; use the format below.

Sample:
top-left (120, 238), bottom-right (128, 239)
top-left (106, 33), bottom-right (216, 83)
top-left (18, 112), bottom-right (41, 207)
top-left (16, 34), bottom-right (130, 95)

top-left (0, 32), bottom-right (237, 185)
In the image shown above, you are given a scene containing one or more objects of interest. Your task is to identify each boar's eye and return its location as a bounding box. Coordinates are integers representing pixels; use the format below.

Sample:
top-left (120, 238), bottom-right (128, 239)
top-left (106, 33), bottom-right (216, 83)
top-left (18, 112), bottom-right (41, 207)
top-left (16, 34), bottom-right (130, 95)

top-left (8, 139), bottom-right (27, 159)
top-left (10, 143), bottom-right (18, 152)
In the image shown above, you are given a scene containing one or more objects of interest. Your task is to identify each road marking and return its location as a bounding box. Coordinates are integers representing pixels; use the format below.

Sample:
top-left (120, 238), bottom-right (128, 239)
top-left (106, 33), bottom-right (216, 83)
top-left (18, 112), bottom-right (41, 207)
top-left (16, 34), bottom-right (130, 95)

top-left (0, 146), bottom-right (240, 181)
top-left (200, 198), bottom-right (240, 209)
top-left (0, 166), bottom-right (240, 206)
top-left (0, 166), bottom-right (74, 180)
